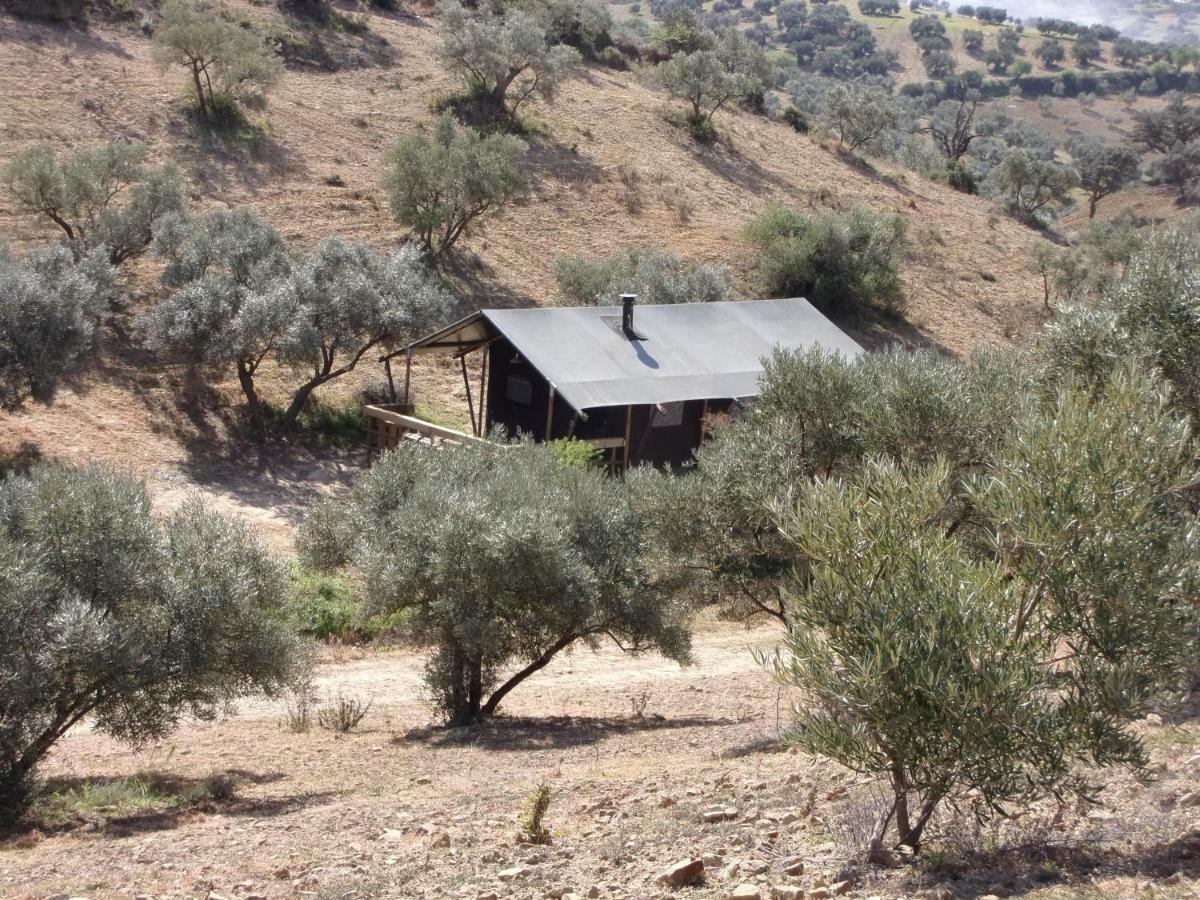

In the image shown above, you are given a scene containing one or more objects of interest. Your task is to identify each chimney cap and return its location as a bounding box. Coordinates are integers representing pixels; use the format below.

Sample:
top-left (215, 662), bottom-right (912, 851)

top-left (620, 293), bottom-right (637, 302)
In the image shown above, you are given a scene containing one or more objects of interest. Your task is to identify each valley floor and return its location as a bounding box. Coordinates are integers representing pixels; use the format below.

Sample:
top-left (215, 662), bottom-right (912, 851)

top-left (1, 618), bottom-right (1198, 900)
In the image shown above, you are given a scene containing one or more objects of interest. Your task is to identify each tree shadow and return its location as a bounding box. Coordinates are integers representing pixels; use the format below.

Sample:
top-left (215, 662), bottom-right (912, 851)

top-left (0, 14), bottom-right (134, 60)
top-left (526, 135), bottom-right (610, 190)
top-left (899, 831), bottom-right (1200, 898)
top-left (166, 112), bottom-right (309, 194)
top-left (401, 713), bottom-right (730, 751)
top-left (836, 149), bottom-right (932, 202)
top-left (14, 769), bottom-right (340, 840)
top-left (685, 131), bottom-right (794, 198)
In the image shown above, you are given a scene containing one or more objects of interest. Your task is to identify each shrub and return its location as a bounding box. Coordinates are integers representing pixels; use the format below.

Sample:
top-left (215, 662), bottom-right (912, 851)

top-left (554, 245), bottom-right (733, 306)
top-left (782, 105), bottom-right (809, 132)
top-left (438, 0), bottom-right (581, 123)
top-left (1035, 37), bottom-right (1064, 66)
top-left (382, 114), bottom-right (529, 260)
top-left (962, 28), bottom-right (984, 52)
top-left (659, 28), bottom-right (773, 140)
top-left (4, 140), bottom-right (185, 266)
top-left (287, 566), bottom-right (358, 640)
top-left (548, 437), bottom-right (603, 469)
top-left (0, 244), bottom-right (112, 408)
top-left (0, 465), bottom-right (300, 820)
top-left (745, 205), bottom-right (907, 315)
top-left (520, 784), bottom-right (553, 843)
top-left (763, 364), bottom-right (1198, 852)
top-left (300, 440), bottom-right (693, 725)
top-left (317, 694), bottom-right (372, 732)
top-left (144, 210), bottom-right (452, 434)
top-left (152, 0), bottom-right (283, 123)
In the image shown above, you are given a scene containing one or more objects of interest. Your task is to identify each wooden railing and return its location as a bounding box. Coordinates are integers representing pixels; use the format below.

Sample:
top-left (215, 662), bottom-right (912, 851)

top-left (364, 404), bottom-right (628, 470)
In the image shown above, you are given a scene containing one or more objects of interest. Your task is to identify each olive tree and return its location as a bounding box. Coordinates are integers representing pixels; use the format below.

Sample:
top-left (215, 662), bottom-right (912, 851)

top-left (152, 0), bottom-right (283, 122)
top-left (985, 148), bottom-right (1077, 225)
top-left (643, 346), bottom-right (1021, 624)
top-left (299, 441), bottom-right (693, 725)
top-left (1131, 94), bottom-right (1200, 154)
top-left (382, 114), bottom-right (530, 260)
top-left (554, 245), bottom-right (734, 305)
top-left (764, 365), bottom-right (1198, 853)
top-left (0, 244), bottom-right (112, 408)
top-left (820, 82), bottom-right (899, 153)
top-left (1067, 137), bottom-right (1140, 218)
top-left (658, 28), bottom-right (773, 140)
top-left (4, 140), bottom-right (185, 266)
top-left (438, 0), bottom-right (581, 122)
top-left (145, 210), bottom-right (452, 433)
top-left (0, 465), bottom-right (301, 820)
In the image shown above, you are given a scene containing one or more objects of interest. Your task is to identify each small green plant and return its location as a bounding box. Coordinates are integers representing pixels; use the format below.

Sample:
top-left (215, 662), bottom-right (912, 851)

top-left (519, 784), bottom-right (553, 844)
top-left (287, 566), bottom-right (358, 640)
top-left (549, 438), bottom-right (603, 469)
top-left (317, 694), bottom-right (372, 733)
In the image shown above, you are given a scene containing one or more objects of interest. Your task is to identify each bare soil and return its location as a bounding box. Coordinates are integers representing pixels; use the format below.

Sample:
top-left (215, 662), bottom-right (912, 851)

top-left (2, 616), bottom-right (1198, 900)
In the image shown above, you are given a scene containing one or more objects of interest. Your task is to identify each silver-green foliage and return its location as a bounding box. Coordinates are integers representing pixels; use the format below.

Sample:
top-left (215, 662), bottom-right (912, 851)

top-left (744, 205), bottom-right (907, 315)
top-left (763, 365), bottom-right (1198, 851)
top-left (3, 140), bottom-right (185, 266)
top-left (143, 209), bottom-right (452, 432)
top-left (0, 465), bottom-right (301, 818)
top-left (658, 27), bottom-right (773, 139)
top-left (382, 114), bottom-right (529, 260)
top-left (553, 245), bottom-right (734, 306)
top-left (0, 244), bottom-right (112, 408)
top-left (152, 0), bottom-right (283, 121)
top-left (438, 0), bottom-right (582, 120)
top-left (1036, 224), bottom-right (1200, 422)
top-left (299, 441), bottom-right (693, 724)
top-left (644, 346), bottom-right (1022, 623)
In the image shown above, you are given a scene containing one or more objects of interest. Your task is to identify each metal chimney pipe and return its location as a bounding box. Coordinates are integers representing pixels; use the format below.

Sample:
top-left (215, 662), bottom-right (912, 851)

top-left (621, 293), bottom-right (636, 337)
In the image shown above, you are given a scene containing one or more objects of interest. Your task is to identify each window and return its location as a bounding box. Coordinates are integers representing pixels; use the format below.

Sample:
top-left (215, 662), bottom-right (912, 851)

top-left (651, 401), bottom-right (684, 428)
top-left (505, 375), bottom-right (533, 406)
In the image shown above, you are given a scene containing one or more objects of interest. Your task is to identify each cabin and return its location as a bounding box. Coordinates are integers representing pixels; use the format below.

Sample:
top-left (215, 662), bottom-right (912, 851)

top-left (365, 295), bottom-right (864, 471)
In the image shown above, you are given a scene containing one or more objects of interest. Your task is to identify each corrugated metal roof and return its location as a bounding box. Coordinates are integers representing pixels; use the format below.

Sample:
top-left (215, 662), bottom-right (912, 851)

top-left (402, 298), bottom-right (863, 412)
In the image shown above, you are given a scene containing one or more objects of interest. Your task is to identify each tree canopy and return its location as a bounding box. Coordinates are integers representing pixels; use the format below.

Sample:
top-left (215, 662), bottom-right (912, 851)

top-left (382, 114), bottom-right (530, 260)
top-left (299, 441), bottom-right (693, 725)
top-left (0, 465), bottom-right (301, 819)
top-left (4, 140), bottom-right (185, 266)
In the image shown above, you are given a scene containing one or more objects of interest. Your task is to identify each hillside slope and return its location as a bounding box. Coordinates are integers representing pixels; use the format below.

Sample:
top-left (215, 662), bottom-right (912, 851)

top-left (0, 3), bottom-right (1054, 532)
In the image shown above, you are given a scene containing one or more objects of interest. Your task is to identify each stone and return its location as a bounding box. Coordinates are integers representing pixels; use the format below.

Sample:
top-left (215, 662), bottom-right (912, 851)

top-left (499, 866), bottom-right (529, 882)
top-left (730, 886), bottom-right (761, 900)
top-left (658, 859), bottom-right (705, 888)
top-left (702, 854), bottom-right (725, 868)
top-left (772, 888), bottom-right (804, 900)
top-left (273, 867), bottom-right (291, 880)
top-left (379, 829), bottom-right (406, 843)
top-left (703, 807), bottom-right (739, 824)
top-left (477, 894), bottom-right (499, 900)
top-left (586, 888), bottom-right (601, 899)
top-left (1178, 792), bottom-right (1200, 808)
top-left (429, 830), bottom-right (452, 848)
top-left (1145, 713), bottom-right (1164, 727)
top-left (984, 885), bottom-right (1011, 898)
top-left (807, 889), bottom-right (832, 900)
top-left (915, 885), bottom-right (954, 900)
top-left (830, 882), bottom-right (853, 896)
top-left (778, 857), bottom-right (804, 876)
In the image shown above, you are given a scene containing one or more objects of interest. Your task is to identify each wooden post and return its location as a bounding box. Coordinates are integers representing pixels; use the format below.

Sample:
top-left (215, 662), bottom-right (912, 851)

top-left (478, 347), bottom-right (488, 436)
top-left (384, 357), bottom-right (397, 401)
top-left (545, 386), bottom-right (556, 440)
top-left (700, 398), bottom-right (709, 443)
top-left (403, 348), bottom-right (413, 408)
top-left (623, 405), bottom-right (633, 472)
top-left (461, 355), bottom-right (478, 437)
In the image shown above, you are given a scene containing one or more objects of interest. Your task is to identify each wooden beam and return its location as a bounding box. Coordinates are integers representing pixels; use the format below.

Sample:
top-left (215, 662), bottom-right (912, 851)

top-left (461, 355), bottom-right (478, 437)
top-left (403, 349), bottom-right (413, 408)
top-left (478, 346), bottom-right (488, 436)
top-left (545, 386), bottom-right (556, 440)
top-left (363, 406), bottom-right (492, 448)
top-left (623, 405), bottom-right (633, 472)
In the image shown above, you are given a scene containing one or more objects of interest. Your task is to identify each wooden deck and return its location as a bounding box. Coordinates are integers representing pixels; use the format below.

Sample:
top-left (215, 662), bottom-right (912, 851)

top-left (364, 405), bottom-right (628, 472)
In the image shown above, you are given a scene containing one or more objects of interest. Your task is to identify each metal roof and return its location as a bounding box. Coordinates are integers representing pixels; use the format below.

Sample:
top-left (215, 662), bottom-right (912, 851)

top-left (404, 298), bottom-right (864, 412)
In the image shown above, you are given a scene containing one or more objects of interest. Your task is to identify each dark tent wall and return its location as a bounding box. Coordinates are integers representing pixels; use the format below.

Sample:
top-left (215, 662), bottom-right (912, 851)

top-left (486, 338), bottom-right (732, 469)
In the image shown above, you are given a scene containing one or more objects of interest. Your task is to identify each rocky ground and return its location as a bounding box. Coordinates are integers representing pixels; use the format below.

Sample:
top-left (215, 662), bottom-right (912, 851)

top-left (1, 617), bottom-right (1197, 900)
